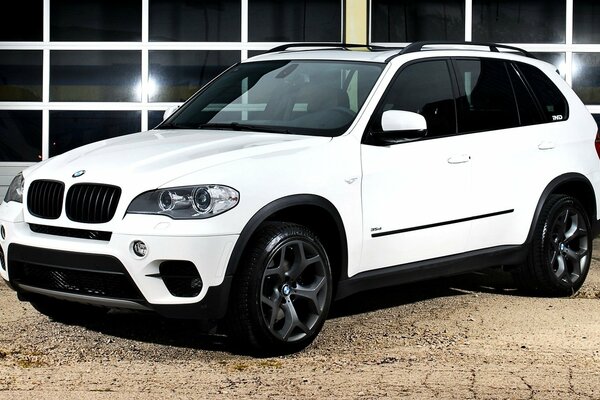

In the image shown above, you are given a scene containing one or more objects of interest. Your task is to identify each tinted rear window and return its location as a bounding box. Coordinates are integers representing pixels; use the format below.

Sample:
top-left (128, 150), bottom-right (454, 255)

top-left (515, 62), bottom-right (568, 123)
top-left (454, 58), bottom-right (519, 133)
top-left (507, 64), bottom-right (544, 126)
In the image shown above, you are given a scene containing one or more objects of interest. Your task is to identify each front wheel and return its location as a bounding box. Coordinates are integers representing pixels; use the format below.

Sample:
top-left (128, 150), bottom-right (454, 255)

top-left (226, 222), bottom-right (332, 354)
top-left (516, 195), bottom-right (592, 296)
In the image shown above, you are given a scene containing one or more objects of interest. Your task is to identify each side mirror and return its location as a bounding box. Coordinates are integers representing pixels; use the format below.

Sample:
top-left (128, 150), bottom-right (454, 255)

top-left (163, 105), bottom-right (181, 121)
top-left (382, 110), bottom-right (426, 132)
top-left (372, 110), bottom-right (427, 145)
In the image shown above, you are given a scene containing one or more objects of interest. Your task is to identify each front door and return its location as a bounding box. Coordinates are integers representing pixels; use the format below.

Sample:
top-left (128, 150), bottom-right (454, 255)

top-left (359, 59), bottom-right (473, 274)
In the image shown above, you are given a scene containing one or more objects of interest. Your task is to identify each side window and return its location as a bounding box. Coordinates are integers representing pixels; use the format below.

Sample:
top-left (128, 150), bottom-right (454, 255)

top-left (454, 59), bottom-right (519, 133)
top-left (378, 60), bottom-right (456, 138)
top-left (515, 62), bottom-right (568, 123)
top-left (507, 64), bottom-right (544, 126)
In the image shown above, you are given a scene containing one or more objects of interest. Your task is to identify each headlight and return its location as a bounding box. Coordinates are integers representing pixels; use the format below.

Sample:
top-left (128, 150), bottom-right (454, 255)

top-left (3, 173), bottom-right (24, 204)
top-left (127, 185), bottom-right (239, 219)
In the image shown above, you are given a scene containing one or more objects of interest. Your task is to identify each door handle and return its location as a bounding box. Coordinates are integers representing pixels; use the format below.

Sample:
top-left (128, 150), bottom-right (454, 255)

top-left (538, 141), bottom-right (555, 150)
top-left (447, 154), bottom-right (471, 164)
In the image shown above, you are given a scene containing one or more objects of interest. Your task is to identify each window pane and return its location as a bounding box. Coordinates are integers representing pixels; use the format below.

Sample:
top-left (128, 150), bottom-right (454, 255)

top-left (167, 61), bottom-right (383, 137)
top-left (50, 51), bottom-right (141, 102)
top-left (371, 0), bottom-right (464, 42)
top-left (507, 64), bottom-right (543, 126)
top-left (574, 1), bottom-right (600, 44)
top-left (50, 111), bottom-right (141, 157)
top-left (0, 51), bottom-right (43, 101)
top-left (149, 0), bottom-right (240, 42)
top-left (531, 52), bottom-right (566, 79)
top-left (573, 53), bottom-right (600, 105)
top-left (248, 50), bottom-right (268, 59)
top-left (377, 60), bottom-right (456, 137)
top-left (516, 62), bottom-right (568, 122)
top-left (0, 111), bottom-right (42, 161)
top-left (148, 111), bottom-right (165, 130)
top-left (51, 0), bottom-right (141, 41)
top-left (149, 51), bottom-right (240, 102)
top-left (473, 0), bottom-right (565, 43)
top-left (573, 53), bottom-right (600, 104)
top-left (249, 0), bottom-right (341, 42)
top-left (455, 59), bottom-right (519, 133)
top-left (0, 0), bottom-right (42, 41)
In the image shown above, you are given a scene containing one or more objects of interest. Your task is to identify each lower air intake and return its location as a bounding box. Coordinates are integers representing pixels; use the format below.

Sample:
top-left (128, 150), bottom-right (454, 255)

top-left (159, 261), bottom-right (203, 298)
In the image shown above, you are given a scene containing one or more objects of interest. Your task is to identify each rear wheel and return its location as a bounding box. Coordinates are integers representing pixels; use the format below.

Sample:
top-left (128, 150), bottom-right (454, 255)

top-left (226, 222), bottom-right (332, 354)
top-left (516, 195), bottom-right (592, 296)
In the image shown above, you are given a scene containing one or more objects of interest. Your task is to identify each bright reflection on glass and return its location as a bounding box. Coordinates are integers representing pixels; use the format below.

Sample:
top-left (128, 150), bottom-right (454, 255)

top-left (147, 78), bottom-right (158, 100)
top-left (558, 62), bottom-right (566, 77)
top-left (531, 53), bottom-right (566, 79)
top-left (149, 50), bottom-right (239, 102)
top-left (50, 50), bottom-right (141, 102)
top-left (572, 53), bottom-right (600, 105)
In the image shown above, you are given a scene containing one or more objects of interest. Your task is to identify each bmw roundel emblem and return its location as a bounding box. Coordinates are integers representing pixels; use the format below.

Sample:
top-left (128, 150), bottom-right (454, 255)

top-left (72, 170), bottom-right (86, 178)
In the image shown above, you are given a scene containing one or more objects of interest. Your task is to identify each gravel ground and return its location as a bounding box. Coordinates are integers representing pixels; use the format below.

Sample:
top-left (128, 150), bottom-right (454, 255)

top-left (1, 242), bottom-right (600, 399)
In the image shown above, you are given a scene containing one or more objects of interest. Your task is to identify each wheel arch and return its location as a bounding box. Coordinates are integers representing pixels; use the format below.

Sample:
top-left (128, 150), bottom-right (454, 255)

top-left (225, 195), bottom-right (348, 286)
top-left (526, 173), bottom-right (597, 243)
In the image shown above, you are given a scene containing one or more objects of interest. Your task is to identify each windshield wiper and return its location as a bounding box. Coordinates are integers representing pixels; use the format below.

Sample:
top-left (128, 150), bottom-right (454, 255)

top-left (197, 122), bottom-right (292, 134)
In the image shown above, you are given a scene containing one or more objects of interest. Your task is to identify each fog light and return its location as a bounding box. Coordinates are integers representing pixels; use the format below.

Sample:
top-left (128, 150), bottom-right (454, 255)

top-left (132, 240), bottom-right (148, 258)
top-left (0, 225), bottom-right (5, 240)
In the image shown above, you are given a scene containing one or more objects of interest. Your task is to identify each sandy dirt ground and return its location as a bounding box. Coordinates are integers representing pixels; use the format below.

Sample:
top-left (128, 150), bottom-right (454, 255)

top-left (1, 241), bottom-right (600, 400)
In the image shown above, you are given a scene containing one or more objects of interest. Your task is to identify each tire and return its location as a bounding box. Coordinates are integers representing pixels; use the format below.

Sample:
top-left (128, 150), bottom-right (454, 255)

top-left (226, 222), bottom-right (332, 355)
top-left (516, 195), bottom-right (592, 296)
top-left (28, 295), bottom-right (108, 322)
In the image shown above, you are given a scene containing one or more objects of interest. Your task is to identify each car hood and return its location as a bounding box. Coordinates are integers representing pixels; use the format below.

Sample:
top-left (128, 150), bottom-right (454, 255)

top-left (25, 129), bottom-right (330, 188)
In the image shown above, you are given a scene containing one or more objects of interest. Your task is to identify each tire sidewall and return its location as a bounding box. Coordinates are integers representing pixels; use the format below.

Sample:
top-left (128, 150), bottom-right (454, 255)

top-left (536, 196), bottom-right (592, 293)
top-left (247, 225), bottom-right (333, 352)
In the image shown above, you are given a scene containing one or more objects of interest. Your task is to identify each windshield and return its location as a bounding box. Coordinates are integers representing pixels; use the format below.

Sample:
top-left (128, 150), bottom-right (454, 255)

top-left (160, 60), bottom-right (384, 136)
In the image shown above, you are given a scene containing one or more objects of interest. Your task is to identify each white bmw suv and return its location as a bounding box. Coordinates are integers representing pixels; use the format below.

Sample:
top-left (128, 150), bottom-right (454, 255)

top-left (1, 42), bottom-right (599, 354)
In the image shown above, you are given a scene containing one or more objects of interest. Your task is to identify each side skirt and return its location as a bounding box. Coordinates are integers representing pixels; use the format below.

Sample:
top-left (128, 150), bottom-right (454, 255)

top-left (334, 245), bottom-right (528, 300)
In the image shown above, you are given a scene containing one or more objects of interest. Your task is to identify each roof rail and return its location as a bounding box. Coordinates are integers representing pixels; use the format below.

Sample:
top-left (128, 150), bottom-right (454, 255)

top-left (266, 43), bottom-right (396, 53)
top-left (399, 41), bottom-right (536, 59)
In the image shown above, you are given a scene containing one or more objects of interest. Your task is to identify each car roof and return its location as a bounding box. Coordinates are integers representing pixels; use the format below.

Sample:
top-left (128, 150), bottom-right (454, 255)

top-left (246, 48), bottom-right (400, 64)
top-left (244, 42), bottom-right (538, 65)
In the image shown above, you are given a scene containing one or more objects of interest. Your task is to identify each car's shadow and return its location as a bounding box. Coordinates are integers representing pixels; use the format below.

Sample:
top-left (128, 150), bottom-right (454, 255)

top-left (55, 267), bottom-right (520, 353)
top-left (330, 266), bottom-right (520, 318)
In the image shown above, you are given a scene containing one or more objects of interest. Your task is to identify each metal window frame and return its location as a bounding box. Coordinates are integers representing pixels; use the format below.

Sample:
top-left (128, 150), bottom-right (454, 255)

top-left (3, 0), bottom-right (600, 169)
top-left (368, 0), bottom-right (600, 115)
top-left (0, 0), bottom-right (345, 166)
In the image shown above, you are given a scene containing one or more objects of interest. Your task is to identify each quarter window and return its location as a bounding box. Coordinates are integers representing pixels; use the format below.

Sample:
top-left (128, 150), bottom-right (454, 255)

top-left (506, 64), bottom-right (544, 126)
top-left (516, 62), bottom-right (568, 122)
top-left (454, 59), bottom-right (519, 133)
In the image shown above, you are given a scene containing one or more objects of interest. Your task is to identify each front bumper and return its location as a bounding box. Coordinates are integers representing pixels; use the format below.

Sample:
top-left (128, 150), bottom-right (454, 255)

top-left (0, 216), bottom-right (238, 320)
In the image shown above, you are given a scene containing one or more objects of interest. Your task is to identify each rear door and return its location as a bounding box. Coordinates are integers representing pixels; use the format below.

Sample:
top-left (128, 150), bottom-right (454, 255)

top-left (459, 58), bottom-right (567, 250)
